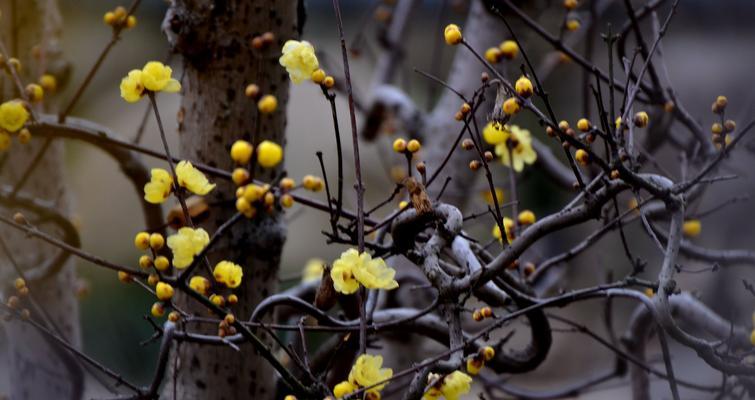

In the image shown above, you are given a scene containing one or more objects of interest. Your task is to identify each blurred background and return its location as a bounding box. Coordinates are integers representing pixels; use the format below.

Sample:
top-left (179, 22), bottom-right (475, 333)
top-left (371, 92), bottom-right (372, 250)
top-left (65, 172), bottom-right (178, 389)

top-left (2, 0), bottom-right (755, 397)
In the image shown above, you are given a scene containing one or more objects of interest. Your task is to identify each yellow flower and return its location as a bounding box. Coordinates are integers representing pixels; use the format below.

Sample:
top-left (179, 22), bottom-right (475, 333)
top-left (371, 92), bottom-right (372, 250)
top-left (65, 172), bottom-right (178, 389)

top-left (333, 381), bottom-right (357, 398)
top-left (302, 258), bottom-right (325, 282)
top-left (141, 61), bottom-right (181, 92)
top-left (213, 261), bottom-right (244, 288)
top-left (517, 210), bottom-right (536, 225)
top-left (256, 140), bottom-right (283, 168)
top-left (331, 249), bottom-right (360, 294)
top-left (494, 125), bottom-right (537, 172)
top-left (189, 276), bottom-right (211, 295)
top-left (439, 371), bottom-right (472, 400)
top-left (348, 354), bottom-right (393, 393)
top-left (279, 40), bottom-right (320, 84)
top-left (166, 227), bottom-right (210, 269)
top-left (120, 69), bottom-right (145, 103)
top-left (144, 168), bottom-right (173, 204)
top-left (482, 121), bottom-right (507, 145)
top-left (492, 217), bottom-right (515, 243)
top-left (352, 252), bottom-right (399, 290)
top-left (682, 220), bottom-right (701, 237)
top-left (332, 249), bottom-right (398, 293)
top-left (176, 160), bottom-right (215, 195)
top-left (0, 100), bottom-right (29, 132)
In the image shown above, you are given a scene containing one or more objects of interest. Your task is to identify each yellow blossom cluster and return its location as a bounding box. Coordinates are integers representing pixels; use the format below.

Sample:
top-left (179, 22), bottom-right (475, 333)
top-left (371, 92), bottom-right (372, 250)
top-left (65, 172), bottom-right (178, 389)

top-left (330, 249), bottom-right (398, 295)
top-left (144, 161), bottom-right (214, 204)
top-left (423, 371), bottom-right (472, 400)
top-left (481, 122), bottom-right (537, 172)
top-left (166, 227), bottom-right (210, 268)
top-left (333, 354), bottom-right (393, 398)
top-left (120, 61), bottom-right (181, 103)
top-left (213, 261), bottom-right (244, 288)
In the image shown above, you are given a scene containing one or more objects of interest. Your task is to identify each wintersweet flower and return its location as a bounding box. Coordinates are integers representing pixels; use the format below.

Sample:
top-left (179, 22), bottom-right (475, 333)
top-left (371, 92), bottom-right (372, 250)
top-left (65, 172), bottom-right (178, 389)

top-left (352, 252), bottom-right (399, 290)
top-left (176, 160), bottom-right (215, 195)
top-left (141, 61), bottom-right (181, 92)
top-left (331, 251), bottom-right (360, 295)
top-left (0, 100), bottom-right (29, 132)
top-left (438, 371), bottom-right (472, 400)
top-left (189, 276), bottom-right (211, 296)
top-left (333, 380), bottom-right (358, 398)
top-left (120, 69), bottom-right (145, 103)
top-left (482, 121), bottom-right (507, 145)
top-left (213, 261), bottom-right (244, 288)
top-left (144, 168), bottom-right (173, 204)
top-left (166, 227), bottom-right (210, 269)
top-left (330, 249), bottom-right (398, 294)
top-left (279, 40), bottom-right (319, 84)
top-left (494, 125), bottom-right (537, 172)
top-left (301, 258), bottom-right (325, 282)
top-left (348, 354), bottom-right (393, 394)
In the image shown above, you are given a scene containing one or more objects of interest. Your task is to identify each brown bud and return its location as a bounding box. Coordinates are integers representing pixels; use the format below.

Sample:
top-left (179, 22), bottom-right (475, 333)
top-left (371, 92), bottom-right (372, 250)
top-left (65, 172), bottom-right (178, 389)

top-left (454, 111), bottom-right (464, 121)
top-left (12, 212), bottom-right (26, 225)
top-left (251, 36), bottom-right (265, 49)
top-left (469, 160), bottom-right (481, 171)
top-left (484, 151), bottom-right (494, 162)
top-left (245, 84), bottom-right (260, 99)
top-left (586, 133), bottom-right (596, 143)
top-left (545, 126), bottom-right (556, 137)
top-left (416, 162), bottom-right (426, 174)
top-left (460, 103), bottom-right (472, 115)
top-left (6, 296), bottom-right (19, 309)
top-left (561, 141), bottom-right (570, 149)
top-left (461, 138), bottom-right (475, 150)
top-left (724, 120), bottom-right (736, 132)
top-left (565, 128), bottom-right (576, 137)
top-left (523, 262), bottom-right (536, 276)
top-left (610, 169), bottom-right (620, 180)
top-left (261, 32), bottom-right (275, 46)
top-left (20, 308), bottom-right (30, 319)
top-left (572, 181), bottom-right (580, 190)
top-left (481, 72), bottom-right (489, 83)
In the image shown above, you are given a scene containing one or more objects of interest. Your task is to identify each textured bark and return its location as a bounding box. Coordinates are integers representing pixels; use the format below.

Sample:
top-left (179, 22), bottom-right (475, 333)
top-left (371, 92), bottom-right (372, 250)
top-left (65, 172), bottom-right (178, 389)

top-left (163, 1), bottom-right (299, 398)
top-left (0, 0), bottom-right (81, 399)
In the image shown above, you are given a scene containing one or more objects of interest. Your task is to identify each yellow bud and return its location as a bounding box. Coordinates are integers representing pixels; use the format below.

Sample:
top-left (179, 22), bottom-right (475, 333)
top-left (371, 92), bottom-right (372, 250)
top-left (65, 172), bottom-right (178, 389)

top-left (711, 123), bottom-right (723, 135)
top-left (444, 24), bottom-right (462, 45)
top-left (482, 346), bottom-right (495, 361)
top-left (139, 255), bottom-right (153, 269)
top-left (232, 168), bottom-right (250, 186)
top-left (311, 69), bottom-right (326, 84)
top-left (13, 278), bottom-right (26, 290)
top-left (280, 194), bottom-right (294, 208)
top-left (126, 15), bottom-right (137, 29)
top-left (633, 111), bottom-right (649, 128)
top-left (104, 11), bottom-right (116, 26)
top-left (407, 139), bottom-right (421, 153)
top-left (230, 140), bottom-right (254, 164)
top-left (466, 358), bottom-right (483, 375)
top-left (323, 76), bottom-right (335, 89)
top-left (566, 19), bottom-right (581, 31)
top-left (499, 40), bottom-right (518, 59)
top-left (149, 233), bottom-right (165, 250)
top-left (564, 0), bottom-right (578, 10)
top-left (682, 220), bottom-right (701, 238)
top-left (575, 149), bottom-right (589, 166)
top-left (280, 177), bottom-right (295, 190)
top-left (151, 302), bottom-right (165, 317)
top-left (25, 84), bottom-right (43, 103)
top-left (257, 95), bottom-right (278, 114)
top-left (502, 98), bottom-right (520, 115)
top-left (244, 84), bottom-right (260, 99)
top-left (515, 76), bottom-right (533, 98)
top-left (168, 311), bottom-right (180, 322)
top-left (256, 140), bottom-right (283, 168)
top-left (117, 271), bottom-right (132, 283)
top-left (147, 273), bottom-right (159, 286)
top-left (154, 256), bottom-right (170, 271)
top-left (227, 294), bottom-right (238, 305)
top-left (236, 197), bottom-right (252, 214)
top-left (577, 118), bottom-right (590, 132)
top-left (517, 210), bottom-right (536, 225)
top-left (210, 294), bottom-right (225, 307)
top-left (134, 231), bottom-right (150, 250)
top-left (39, 74), bottom-right (57, 92)
top-left (393, 138), bottom-right (407, 153)
top-left (484, 47), bottom-right (501, 63)
top-left (155, 282), bottom-right (174, 301)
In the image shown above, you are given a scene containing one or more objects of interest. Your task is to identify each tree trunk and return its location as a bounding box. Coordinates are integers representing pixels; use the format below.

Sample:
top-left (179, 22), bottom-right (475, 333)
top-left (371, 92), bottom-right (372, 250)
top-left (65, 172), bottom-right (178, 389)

top-left (0, 0), bottom-right (82, 399)
top-left (163, 1), bottom-right (299, 398)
